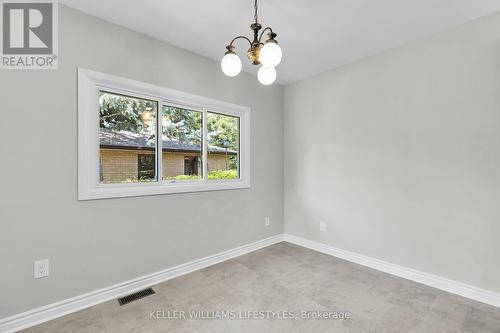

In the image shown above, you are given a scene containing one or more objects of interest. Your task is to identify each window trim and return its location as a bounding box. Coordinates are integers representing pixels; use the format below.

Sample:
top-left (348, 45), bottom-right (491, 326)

top-left (78, 68), bottom-right (251, 200)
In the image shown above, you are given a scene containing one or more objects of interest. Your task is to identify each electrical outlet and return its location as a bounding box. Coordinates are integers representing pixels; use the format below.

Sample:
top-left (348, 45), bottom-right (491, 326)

top-left (320, 221), bottom-right (326, 232)
top-left (34, 259), bottom-right (49, 279)
top-left (265, 217), bottom-right (270, 226)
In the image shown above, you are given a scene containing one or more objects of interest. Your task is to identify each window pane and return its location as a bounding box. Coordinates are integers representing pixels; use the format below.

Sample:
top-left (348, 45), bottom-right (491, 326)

top-left (138, 154), bottom-right (155, 180)
top-left (99, 91), bottom-right (157, 184)
top-left (207, 112), bottom-right (239, 179)
top-left (162, 105), bottom-right (202, 180)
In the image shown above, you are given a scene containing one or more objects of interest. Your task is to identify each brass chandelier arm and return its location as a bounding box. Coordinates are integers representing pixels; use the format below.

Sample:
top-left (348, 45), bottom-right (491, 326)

top-left (228, 35), bottom-right (253, 48)
top-left (258, 27), bottom-right (275, 43)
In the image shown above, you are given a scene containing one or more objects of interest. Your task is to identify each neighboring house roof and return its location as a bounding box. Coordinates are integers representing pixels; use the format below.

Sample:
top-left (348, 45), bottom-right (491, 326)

top-left (99, 129), bottom-right (237, 155)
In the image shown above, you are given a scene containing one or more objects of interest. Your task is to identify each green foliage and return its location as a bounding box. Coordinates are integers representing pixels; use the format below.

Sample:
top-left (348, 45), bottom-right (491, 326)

top-left (208, 170), bottom-right (238, 179)
top-left (162, 106), bottom-right (202, 145)
top-left (100, 177), bottom-right (156, 184)
top-left (99, 92), bottom-right (156, 146)
top-left (165, 174), bottom-right (200, 181)
top-left (99, 92), bottom-right (156, 132)
top-left (165, 170), bottom-right (238, 181)
top-left (207, 113), bottom-right (239, 151)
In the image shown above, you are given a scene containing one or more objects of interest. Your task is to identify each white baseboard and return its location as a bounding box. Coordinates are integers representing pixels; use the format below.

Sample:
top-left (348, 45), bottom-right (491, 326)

top-left (0, 234), bottom-right (284, 333)
top-left (284, 234), bottom-right (500, 308)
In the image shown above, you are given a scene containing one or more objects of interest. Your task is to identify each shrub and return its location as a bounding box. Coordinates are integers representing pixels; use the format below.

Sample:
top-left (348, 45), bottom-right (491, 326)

top-left (165, 169), bottom-right (238, 181)
top-left (208, 169), bottom-right (238, 179)
top-left (165, 174), bottom-right (200, 180)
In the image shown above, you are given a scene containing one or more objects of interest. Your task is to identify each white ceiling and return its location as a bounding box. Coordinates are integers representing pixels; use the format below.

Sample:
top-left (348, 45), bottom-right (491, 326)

top-left (60, 0), bottom-right (500, 85)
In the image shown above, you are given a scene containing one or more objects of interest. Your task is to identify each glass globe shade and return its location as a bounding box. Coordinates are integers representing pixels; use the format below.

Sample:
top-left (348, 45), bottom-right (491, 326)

top-left (220, 53), bottom-right (242, 77)
top-left (257, 66), bottom-right (277, 85)
top-left (259, 42), bottom-right (282, 67)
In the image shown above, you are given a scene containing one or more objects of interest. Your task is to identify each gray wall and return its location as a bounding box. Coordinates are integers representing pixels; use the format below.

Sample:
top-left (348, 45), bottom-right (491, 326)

top-left (0, 6), bottom-right (283, 318)
top-left (284, 12), bottom-right (500, 293)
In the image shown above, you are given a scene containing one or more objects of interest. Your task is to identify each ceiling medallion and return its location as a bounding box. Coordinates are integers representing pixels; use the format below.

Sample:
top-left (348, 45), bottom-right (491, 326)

top-left (221, 0), bottom-right (282, 85)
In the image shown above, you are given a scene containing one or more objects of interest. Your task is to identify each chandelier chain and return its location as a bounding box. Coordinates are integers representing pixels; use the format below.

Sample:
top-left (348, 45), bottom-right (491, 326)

top-left (254, 0), bottom-right (258, 23)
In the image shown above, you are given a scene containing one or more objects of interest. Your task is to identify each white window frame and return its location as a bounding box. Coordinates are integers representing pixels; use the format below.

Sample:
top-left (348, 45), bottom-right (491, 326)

top-left (78, 68), bottom-right (250, 200)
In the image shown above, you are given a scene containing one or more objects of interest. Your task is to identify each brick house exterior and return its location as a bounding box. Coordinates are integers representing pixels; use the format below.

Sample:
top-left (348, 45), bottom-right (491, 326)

top-left (100, 130), bottom-right (236, 183)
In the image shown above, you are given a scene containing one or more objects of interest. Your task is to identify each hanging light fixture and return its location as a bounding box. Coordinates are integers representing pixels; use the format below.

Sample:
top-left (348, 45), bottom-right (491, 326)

top-left (221, 0), bottom-right (282, 85)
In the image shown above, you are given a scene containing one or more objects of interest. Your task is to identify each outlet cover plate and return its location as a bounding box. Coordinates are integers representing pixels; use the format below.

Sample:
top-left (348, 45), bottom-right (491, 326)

top-left (34, 259), bottom-right (49, 279)
top-left (320, 221), bottom-right (327, 232)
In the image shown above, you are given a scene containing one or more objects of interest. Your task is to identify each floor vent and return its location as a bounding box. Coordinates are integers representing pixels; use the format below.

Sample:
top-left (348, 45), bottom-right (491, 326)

top-left (118, 288), bottom-right (155, 306)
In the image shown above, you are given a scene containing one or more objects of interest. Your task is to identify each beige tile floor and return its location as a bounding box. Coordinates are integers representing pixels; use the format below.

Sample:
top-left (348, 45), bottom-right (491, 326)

top-left (20, 242), bottom-right (500, 333)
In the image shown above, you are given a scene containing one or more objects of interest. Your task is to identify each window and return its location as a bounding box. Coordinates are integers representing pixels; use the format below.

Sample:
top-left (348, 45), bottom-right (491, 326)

top-left (78, 68), bottom-right (250, 200)
top-left (184, 157), bottom-right (199, 176)
top-left (138, 154), bottom-right (155, 180)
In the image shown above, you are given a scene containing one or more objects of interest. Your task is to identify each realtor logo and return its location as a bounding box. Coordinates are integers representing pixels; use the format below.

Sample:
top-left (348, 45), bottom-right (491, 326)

top-left (1, 0), bottom-right (58, 69)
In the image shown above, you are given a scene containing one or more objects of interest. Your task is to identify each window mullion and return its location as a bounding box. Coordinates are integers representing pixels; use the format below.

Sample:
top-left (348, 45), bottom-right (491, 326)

top-left (157, 100), bottom-right (163, 183)
top-left (202, 108), bottom-right (208, 182)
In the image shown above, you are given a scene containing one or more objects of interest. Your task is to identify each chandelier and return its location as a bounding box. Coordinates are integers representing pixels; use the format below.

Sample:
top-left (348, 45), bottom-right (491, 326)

top-left (220, 0), bottom-right (282, 85)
